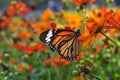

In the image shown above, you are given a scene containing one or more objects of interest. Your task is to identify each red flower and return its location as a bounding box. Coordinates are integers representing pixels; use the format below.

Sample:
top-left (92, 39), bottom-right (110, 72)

top-left (23, 46), bottom-right (34, 55)
top-left (16, 1), bottom-right (31, 16)
top-left (74, 0), bottom-right (96, 6)
top-left (34, 43), bottom-right (46, 52)
top-left (13, 43), bottom-right (45, 55)
top-left (7, 1), bottom-right (31, 17)
top-left (50, 22), bottom-right (56, 29)
top-left (13, 44), bottom-right (34, 55)
top-left (0, 16), bottom-right (13, 29)
top-left (53, 56), bottom-right (70, 66)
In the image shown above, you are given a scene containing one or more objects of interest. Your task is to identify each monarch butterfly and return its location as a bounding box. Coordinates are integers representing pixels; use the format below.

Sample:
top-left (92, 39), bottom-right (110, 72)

top-left (39, 29), bottom-right (81, 60)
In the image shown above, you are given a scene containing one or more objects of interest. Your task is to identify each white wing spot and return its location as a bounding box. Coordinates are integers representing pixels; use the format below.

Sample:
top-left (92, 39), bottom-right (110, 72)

top-left (45, 30), bottom-right (53, 43)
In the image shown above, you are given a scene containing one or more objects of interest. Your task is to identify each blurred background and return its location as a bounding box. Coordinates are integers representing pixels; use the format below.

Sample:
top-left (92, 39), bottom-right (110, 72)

top-left (0, 0), bottom-right (120, 20)
top-left (0, 0), bottom-right (120, 80)
top-left (0, 0), bottom-right (120, 12)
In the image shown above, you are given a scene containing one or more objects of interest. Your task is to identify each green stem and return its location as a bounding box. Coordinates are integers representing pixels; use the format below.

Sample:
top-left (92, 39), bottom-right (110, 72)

top-left (56, 68), bottom-right (60, 80)
top-left (82, 5), bottom-right (87, 33)
top-left (90, 71), bottom-right (103, 80)
top-left (100, 31), bottom-right (120, 48)
top-left (48, 69), bottom-right (51, 80)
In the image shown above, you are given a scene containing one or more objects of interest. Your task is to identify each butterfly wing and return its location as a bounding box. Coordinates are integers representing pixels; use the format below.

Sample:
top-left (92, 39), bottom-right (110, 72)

top-left (39, 29), bottom-right (80, 60)
top-left (57, 36), bottom-right (80, 60)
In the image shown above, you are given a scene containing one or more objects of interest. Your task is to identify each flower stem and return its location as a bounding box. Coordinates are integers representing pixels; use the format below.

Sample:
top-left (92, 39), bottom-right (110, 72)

top-left (82, 5), bottom-right (87, 33)
top-left (100, 31), bottom-right (120, 48)
top-left (90, 71), bottom-right (103, 80)
top-left (48, 69), bottom-right (51, 80)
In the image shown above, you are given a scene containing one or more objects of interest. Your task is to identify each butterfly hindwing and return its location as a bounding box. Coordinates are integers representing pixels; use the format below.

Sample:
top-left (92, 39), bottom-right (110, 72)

top-left (58, 37), bottom-right (80, 60)
top-left (39, 29), bottom-right (80, 60)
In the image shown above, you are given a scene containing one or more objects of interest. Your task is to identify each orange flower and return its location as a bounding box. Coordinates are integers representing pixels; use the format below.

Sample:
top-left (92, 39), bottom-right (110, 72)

top-left (30, 42), bottom-right (46, 52)
top-left (79, 52), bottom-right (84, 58)
top-left (95, 44), bottom-right (100, 53)
top-left (77, 76), bottom-right (85, 80)
top-left (18, 64), bottom-right (25, 72)
top-left (18, 64), bottom-right (32, 72)
top-left (18, 30), bottom-right (33, 41)
top-left (78, 30), bottom-right (97, 47)
top-left (0, 16), bottom-right (13, 29)
top-left (87, 6), bottom-right (114, 34)
top-left (44, 56), bottom-right (70, 68)
top-left (31, 21), bottom-right (50, 35)
top-left (54, 56), bottom-right (70, 66)
top-left (72, 52), bottom-right (84, 62)
top-left (7, 1), bottom-right (31, 17)
top-left (9, 58), bottom-right (18, 64)
top-left (19, 20), bottom-right (29, 27)
top-left (13, 43), bottom-right (24, 50)
top-left (43, 56), bottom-right (70, 67)
top-left (105, 16), bottom-right (120, 30)
top-left (33, 42), bottom-right (46, 52)
top-left (63, 13), bottom-right (82, 29)
top-left (69, 76), bottom-right (85, 80)
top-left (16, 1), bottom-right (31, 16)
top-left (7, 4), bottom-right (17, 16)
top-left (78, 6), bottom-right (115, 47)
top-left (92, 5), bottom-right (120, 31)
top-left (74, 0), bottom-right (96, 6)
top-left (114, 9), bottom-right (120, 24)
top-left (43, 58), bottom-right (54, 66)
top-left (27, 64), bottom-right (33, 72)
top-left (40, 8), bottom-right (54, 21)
